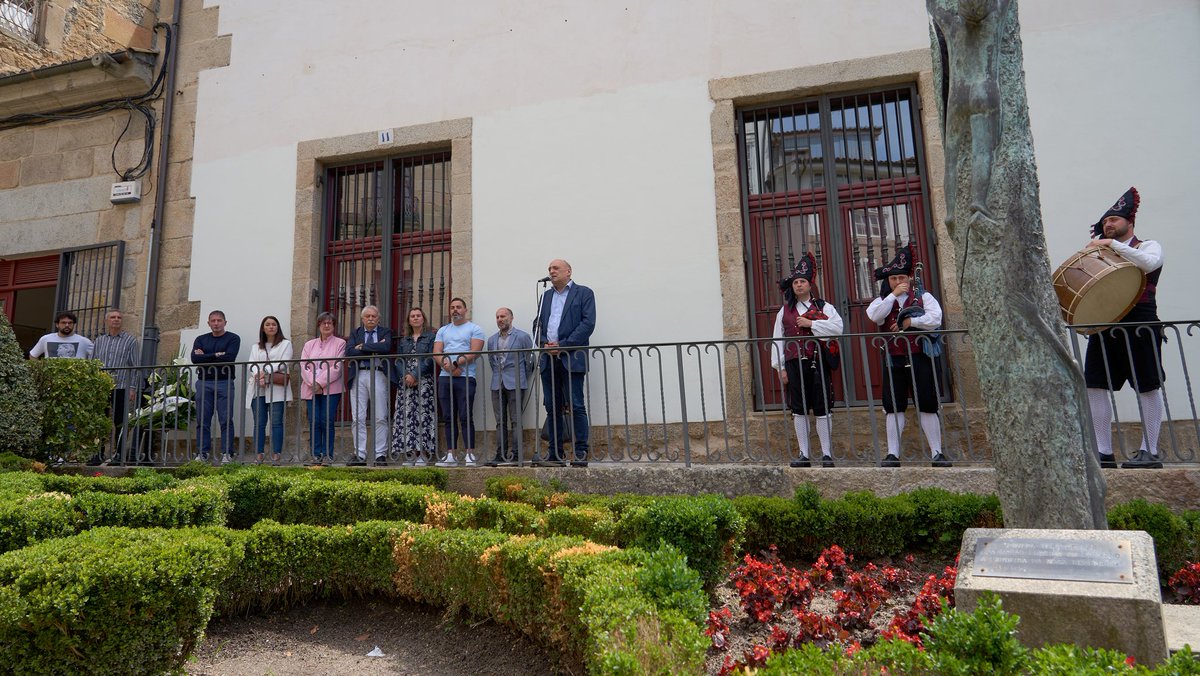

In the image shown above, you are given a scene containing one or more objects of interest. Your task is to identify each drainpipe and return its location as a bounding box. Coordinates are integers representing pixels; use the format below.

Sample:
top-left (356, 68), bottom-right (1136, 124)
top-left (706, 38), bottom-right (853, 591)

top-left (139, 0), bottom-right (183, 367)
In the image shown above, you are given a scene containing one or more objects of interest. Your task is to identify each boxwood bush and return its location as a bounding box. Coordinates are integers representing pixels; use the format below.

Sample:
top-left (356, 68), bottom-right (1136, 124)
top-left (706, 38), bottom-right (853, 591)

top-left (0, 527), bottom-right (238, 676)
top-left (0, 315), bottom-right (42, 459)
top-left (29, 358), bottom-right (113, 463)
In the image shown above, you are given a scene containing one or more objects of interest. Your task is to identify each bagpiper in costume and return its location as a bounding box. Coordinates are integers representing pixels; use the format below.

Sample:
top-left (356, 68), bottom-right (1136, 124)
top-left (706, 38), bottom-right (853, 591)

top-left (771, 252), bottom-right (844, 467)
top-left (865, 244), bottom-right (951, 467)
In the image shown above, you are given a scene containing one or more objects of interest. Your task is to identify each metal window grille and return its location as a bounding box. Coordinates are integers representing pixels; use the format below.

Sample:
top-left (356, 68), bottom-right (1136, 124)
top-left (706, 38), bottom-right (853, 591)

top-left (323, 151), bottom-right (451, 333)
top-left (0, 0), bottom-right (39, 41)
top-left (738, 85), bottom-right (939, 407)
top-left (55, 242), bottom-right (125, 339)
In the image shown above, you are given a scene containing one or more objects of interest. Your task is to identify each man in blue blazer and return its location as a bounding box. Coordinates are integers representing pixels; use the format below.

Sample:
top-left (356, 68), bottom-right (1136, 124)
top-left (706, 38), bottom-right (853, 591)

top-left (345, 305), bottom-right (396, 465)
top-left (485, 307), bottom-right (535, 466)
top-left (536, 259), bottom-right (596, 466)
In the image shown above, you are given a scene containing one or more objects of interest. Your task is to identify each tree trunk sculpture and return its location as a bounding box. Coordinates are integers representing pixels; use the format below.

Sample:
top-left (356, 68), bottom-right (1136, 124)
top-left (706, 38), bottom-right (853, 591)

top-left (927, 0), bottom-right (1106, 528)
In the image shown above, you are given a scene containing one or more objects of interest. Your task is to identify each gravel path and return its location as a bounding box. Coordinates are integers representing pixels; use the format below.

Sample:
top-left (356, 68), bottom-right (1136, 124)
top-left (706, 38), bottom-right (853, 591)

top-left (187, 597), bottom-right (559, 675)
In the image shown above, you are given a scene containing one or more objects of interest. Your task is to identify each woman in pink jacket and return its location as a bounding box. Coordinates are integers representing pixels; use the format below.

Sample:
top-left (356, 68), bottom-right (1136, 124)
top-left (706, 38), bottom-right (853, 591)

top-left (300, 312), bottom-right (346, 464)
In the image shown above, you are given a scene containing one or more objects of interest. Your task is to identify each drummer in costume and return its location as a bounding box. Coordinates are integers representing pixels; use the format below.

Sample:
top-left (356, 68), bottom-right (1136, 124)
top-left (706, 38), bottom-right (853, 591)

top-left (1083, 187), bottom-right (1165, 469)
top-left (866, 244), bottom-right (952, 468)
top-left (770, 252), bottom-right (843, 468)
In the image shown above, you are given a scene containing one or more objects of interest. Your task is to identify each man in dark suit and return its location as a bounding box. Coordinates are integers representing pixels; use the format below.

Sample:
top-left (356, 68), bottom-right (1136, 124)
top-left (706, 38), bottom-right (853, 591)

top-left (536, 259), bottom-right (596, 467)
top-left (345, 305), bottom-right (395, 465)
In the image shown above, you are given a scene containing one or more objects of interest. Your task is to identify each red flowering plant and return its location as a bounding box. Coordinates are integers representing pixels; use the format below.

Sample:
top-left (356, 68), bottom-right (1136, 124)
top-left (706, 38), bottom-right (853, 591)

top-left (1168, 562), bottom-right (1200, 604)
top-left (728, 545), bottom-right (814, 624)
top-left (706, 607), bottom-right (733, 650)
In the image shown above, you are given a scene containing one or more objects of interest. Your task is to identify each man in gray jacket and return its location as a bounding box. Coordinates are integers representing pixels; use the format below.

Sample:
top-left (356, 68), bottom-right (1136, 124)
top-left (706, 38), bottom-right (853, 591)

top-left (485, 307), bottom-right (534, 466)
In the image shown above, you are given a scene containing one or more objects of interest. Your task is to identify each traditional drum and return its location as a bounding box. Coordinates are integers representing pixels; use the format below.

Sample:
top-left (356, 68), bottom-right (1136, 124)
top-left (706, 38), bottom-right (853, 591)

top-left (1052, 246), bottom-right (1146, 335)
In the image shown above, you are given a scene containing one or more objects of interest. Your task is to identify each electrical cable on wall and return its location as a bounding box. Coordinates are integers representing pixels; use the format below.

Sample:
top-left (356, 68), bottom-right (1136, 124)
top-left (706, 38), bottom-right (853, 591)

top-left (0, 23), bottom-right (174, 181)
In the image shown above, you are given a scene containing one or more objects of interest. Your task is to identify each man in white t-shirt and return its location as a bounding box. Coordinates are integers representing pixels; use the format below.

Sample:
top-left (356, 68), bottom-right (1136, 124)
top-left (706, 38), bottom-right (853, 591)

top-left (432, 297), bottom-right (486, 466)
top-left (29, 312), bottom-right (94, 359)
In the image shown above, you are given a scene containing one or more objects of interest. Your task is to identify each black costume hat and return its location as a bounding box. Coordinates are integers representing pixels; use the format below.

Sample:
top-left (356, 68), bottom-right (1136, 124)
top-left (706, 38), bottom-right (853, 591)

top-left (780, 252), bottom-right (817, 291)
top-left (1091, 186), bottom-right (1140, 238)
top-left (873, 244), bottom-right (914, 280)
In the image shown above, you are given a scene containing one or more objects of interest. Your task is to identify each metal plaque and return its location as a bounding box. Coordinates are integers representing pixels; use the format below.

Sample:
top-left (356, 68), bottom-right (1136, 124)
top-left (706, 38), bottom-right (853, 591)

top-left (972, 537), bottom-right (1134, 584)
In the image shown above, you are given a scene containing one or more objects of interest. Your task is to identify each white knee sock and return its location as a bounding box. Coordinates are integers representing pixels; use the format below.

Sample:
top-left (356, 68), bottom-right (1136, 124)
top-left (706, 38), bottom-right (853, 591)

top-left (1087, 388), bottom-right (1114, 455)
top-left (1138, 389), bottom-right (1164, 456)
top-left (792, 414), bottom-right (810, 458)
top-left (919, 412), bottom-right (942, 457)
top-left (885, 413), bottom-right (905, 457)
top-left (815, 415), bottom-right (832, 458)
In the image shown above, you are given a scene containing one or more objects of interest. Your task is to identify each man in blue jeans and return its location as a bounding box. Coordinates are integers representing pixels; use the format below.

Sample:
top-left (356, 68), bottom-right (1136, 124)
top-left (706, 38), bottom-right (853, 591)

top-left (536, 259), bottom-right (596, 467)
top-left (192, 310), bottom-right (241, 462)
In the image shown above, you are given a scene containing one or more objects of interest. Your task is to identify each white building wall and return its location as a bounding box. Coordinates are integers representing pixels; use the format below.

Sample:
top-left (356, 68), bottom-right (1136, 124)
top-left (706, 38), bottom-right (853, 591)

top-left (185, 0), bottom-right (1199, 426)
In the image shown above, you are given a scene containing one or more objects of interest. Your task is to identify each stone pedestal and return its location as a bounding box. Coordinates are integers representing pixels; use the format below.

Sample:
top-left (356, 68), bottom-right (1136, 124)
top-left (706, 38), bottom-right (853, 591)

top-left (956, 528), bottom-right (1167, 666)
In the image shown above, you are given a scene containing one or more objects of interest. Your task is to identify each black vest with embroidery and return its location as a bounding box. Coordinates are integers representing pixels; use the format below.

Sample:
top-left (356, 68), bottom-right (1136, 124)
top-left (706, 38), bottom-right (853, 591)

top-left (882, 294), bottom-right (924, 357)
top-left (781, 298), bottom-right (827, 361)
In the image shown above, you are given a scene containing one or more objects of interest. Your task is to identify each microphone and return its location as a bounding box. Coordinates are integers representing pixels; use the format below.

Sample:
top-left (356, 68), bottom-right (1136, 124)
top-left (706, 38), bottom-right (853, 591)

top-left (537, 276), bottom-right (551, 283)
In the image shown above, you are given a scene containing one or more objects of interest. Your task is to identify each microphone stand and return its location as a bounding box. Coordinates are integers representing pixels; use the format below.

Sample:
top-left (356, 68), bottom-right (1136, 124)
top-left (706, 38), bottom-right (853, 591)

top-left (527, 278), bottom-right (550, 462)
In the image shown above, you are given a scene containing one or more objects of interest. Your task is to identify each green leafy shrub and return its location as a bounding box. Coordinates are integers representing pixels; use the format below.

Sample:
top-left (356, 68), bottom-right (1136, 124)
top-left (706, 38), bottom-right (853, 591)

top-left (40, 470), bottom-right (178, 495)
top-left (618, 494), bottom-right (745, 588)
top-left (823, 490), bottom-right (916, 558)
top-left (906, 487), bottom-right (1004, 555)
top-left (213, 520), bottom-right (403, 616)
top-left (0, 452), bottom-right (38, 474)
top-left (1109, 499), bottom-right (1198, 580)
top-left (273, 478), bottom-right (434, 525)
top-left (0, 314), bottom-right (42, 458)
top-left (0, 527), bottom-right (238, 675)
top-left (28, 358), bottom-right (113, 462)
top-left (924, 593), bottom-right (1027, 674)
top-left (630, 544), bottom-right (706, 623)
top-left (447, 496), bottom-right (545, 534)
top-left (546, 504), bottom-right (620, 544)
top-left (72, 479), bottom-right (231, 530)
top-left (0, 492), bottom-right (76, 553)
top-left (398, 526), bottom-right (706, 674)
top-left (0, 479), bottom-right (230, 553)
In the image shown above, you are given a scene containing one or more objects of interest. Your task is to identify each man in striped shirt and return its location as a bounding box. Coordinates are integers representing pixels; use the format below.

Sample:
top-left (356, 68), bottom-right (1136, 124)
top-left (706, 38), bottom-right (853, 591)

top-left (89, 308), bottom-right (140, 465)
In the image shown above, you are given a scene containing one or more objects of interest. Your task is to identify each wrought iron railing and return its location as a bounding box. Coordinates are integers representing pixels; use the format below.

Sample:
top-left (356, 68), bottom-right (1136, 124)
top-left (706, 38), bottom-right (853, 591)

top-left (92, 321), bottom-right (1199, 468)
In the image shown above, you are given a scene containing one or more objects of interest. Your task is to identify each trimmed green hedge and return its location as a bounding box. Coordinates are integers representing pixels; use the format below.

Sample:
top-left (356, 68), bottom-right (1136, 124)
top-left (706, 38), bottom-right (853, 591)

top-left (0, 478), bottom-right (231, 554)
top-left (0, 527), bottom-right (237, 675)
top-left (735, 485), bottom-right (1005, 561)
top-left (1108, 499), bottom-right (1200, 581)
top-left (397, 524), bottom-right (707, 673)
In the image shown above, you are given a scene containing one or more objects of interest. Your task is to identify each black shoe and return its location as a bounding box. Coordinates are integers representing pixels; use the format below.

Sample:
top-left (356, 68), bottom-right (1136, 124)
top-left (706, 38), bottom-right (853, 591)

top-left (485, 456), bottom-right (502, 467)
top-left (931, 453), bottom-right (953, 468)
top-left (348, 459), bottom-right (367, 467)
top-left (85, 454), bottom-right (103, 466)
top-left (570, 460), bottom-right (588, 468)
top-left (1099, 453), bottom-right (1117, 469)
top-left (789, 458), bottom-right (811, 468)
top-left (374, 457), bottom-right (388, 466)
top-left (497, 454), bottom-right (518, 467)
top-left (881, 454), bottom-right (901, 468)
top-left (821, 455), bottom-right (835, 468)
top-left (1121, 450), bottom-right (1163, 469)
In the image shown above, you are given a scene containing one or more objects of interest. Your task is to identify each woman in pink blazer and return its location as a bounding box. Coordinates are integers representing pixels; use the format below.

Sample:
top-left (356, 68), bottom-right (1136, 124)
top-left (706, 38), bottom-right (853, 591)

top-left (300, 312), bottom-right (346, 464)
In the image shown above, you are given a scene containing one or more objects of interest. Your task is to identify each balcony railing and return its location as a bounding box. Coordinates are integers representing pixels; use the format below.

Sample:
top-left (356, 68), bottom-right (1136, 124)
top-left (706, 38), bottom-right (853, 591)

top-left (91, 320), bottom-right (1199, 468)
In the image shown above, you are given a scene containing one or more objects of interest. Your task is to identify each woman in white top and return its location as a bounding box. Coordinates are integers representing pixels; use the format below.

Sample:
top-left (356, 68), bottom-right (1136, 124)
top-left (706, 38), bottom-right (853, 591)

top-left (246, 315), bottom-right (294, 464)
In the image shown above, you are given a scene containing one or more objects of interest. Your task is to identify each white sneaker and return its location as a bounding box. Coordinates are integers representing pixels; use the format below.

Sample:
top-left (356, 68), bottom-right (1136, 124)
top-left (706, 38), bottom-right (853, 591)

top-left (464, 452), bottom-right (477, 467)
top-left (435, 452), bottom-right (457, 467)
top-left (220, 454), bottom-right (233, 465)
top-left (413, 456), bottom-right (428, 467)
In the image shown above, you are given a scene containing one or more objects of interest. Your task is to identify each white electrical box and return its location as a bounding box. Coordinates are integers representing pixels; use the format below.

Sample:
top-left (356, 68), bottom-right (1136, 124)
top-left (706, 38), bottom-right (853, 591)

top-left (110, 181), bottom-right (141, 204)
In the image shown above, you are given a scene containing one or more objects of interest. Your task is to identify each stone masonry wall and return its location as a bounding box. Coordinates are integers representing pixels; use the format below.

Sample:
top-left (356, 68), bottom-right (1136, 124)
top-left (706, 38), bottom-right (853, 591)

top-left (0, 0), bottom-right (158, 77)
top-left (0, 0), bottom-right (229, 363)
